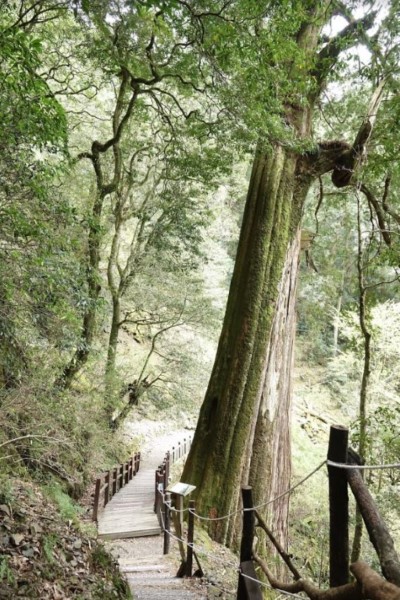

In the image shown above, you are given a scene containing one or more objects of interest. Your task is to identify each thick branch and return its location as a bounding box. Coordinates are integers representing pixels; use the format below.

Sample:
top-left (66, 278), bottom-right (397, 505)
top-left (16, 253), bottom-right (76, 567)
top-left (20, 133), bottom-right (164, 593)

top-left (351, 562), bottom-right (400, 600)
top-left (347, 451), bottom-right (400, 586)
top-left (253, 549), bottom-right (362, 600)
top-left (358, 183), bottom-right (391, 247)
top-left (255, 510), bottom-right (301, 580)
top-left (313, 12), bottom-right (377, 87)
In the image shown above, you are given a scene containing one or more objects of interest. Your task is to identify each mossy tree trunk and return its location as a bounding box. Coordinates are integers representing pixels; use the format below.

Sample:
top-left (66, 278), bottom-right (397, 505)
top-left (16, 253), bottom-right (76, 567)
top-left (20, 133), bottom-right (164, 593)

top-left (182, 2), bottom-right (378, 547)
top-left (182, 145), bottom-right (313, 546)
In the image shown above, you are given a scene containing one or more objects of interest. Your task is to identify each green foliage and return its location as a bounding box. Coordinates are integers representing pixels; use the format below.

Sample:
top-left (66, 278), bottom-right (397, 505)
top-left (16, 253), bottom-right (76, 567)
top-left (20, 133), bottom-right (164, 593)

top-left (42, 533), bottom-right (59, 564)
top-left (0, 15), bottom-right (67, 151)
top-left (43, 484), bottom-right (84, 523)
top-left (0, 556), bottom-right (14, 585)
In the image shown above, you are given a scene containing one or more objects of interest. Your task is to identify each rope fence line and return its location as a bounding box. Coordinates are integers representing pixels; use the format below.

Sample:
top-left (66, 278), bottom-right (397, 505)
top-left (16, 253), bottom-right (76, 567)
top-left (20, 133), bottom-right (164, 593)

top-left (158, 499), bottom-right (239, 569)
top-left (160, 457), bottom-right (400, 525)
top-left (160, 459), bottom-right (327, 524)
top-left (239, 570), bottom-right (307, 600)
top-left (327, 459), bottom-right (400, 470)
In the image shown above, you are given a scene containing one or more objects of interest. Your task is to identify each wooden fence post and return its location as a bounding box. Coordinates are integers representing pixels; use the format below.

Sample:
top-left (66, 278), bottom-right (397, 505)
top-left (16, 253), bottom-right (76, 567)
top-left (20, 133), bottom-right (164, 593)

top-left (112, 467), bottom-right (118, 496)
top-left (163, 492), bottom-right (171, 555)
top-left (165, 451), bottom-right (170, 485)
top-left (186, 500), bottom-right (195, 577)
top-left (93, 478), bottom-right (101, 522)
top-left (328, 425), bottom-right (349, 587)
top-left (154, 469), bottom-right (158, 513)
top-left (106, 470), bottom-right (112, 505)
top-left (155, 469), bottom-right (163, 516)
top-left (124, 461), bottom-right (129, 485)
top-left (237, 486), bottom-right (254, 600)
top-left (137, 452), bottom-right (141, 473)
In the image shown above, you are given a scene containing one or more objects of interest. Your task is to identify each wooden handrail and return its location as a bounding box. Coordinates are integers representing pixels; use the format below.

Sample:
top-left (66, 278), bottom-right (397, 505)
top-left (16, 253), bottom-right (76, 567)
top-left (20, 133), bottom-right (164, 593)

top-left (93, 451), bottom-right (141, 521)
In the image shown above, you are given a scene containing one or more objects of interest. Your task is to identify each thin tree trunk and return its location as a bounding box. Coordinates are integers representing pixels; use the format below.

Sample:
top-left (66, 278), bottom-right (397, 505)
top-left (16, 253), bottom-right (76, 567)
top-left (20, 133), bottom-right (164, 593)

top-left (55, 191), bottom-right (104, 388)
top-left (56, 71), bottom-right (138, 389)
top-left (333, 291), bottom-right (343, 357)
top-left (351, 194), bottom-right (372, 563)
top-left (106, 296), bottom-right (121, 380)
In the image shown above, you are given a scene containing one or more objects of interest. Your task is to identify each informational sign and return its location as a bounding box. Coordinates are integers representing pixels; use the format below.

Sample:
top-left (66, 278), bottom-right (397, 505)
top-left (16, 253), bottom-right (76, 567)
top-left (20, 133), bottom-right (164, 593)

top-left (166, 482), bottom-right (196, 497)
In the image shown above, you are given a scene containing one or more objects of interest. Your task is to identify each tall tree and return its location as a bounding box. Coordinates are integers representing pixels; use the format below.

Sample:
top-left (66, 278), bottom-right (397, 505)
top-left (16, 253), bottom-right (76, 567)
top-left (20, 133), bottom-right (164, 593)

top-left (183, 0), bottom-right (399, 549)
top-left (55, 0), bottom-right (228, 388)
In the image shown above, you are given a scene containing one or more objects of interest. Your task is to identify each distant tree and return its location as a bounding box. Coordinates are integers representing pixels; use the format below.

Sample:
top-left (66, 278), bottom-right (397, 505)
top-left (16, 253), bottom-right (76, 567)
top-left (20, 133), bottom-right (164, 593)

top-left (54, 0), bottom-right (231, 388)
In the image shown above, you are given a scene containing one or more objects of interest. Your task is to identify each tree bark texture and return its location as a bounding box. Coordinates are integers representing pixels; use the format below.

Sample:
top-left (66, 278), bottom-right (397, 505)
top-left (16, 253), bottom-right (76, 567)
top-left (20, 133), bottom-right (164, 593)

top-left (182, 144), bottom-right (312, 545)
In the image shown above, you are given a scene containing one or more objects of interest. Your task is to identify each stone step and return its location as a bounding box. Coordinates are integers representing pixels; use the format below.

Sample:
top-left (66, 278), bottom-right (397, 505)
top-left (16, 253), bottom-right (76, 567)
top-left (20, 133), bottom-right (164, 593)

top-left (120, 564), bottom-right (169, 573)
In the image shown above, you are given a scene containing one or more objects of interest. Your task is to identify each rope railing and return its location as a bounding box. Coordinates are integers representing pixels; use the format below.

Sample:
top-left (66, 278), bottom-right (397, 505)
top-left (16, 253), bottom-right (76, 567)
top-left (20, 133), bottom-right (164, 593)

top-left (158, 459), bottom-right (327, 524)
top-left (327, 459), bottom-right (400, 470)
top-left (159, 489), bottom-right (303, 599)
top-left (158, 424), bottom-right (400, 600)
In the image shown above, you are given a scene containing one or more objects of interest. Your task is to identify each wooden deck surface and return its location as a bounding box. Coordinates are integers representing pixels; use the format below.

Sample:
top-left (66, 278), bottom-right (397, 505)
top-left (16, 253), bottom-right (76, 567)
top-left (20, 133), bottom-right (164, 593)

top-left (98, 467), bottom-right (161, 540)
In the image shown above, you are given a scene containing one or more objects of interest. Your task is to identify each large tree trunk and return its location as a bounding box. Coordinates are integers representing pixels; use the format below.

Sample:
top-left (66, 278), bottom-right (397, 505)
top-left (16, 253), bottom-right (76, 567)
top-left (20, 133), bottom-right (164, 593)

top-left (181, 0), bottom-right (376, 550)
top-left (246, 227), bottom-right (301, 549)
top-left (182, 145), bottom-right (313, 545)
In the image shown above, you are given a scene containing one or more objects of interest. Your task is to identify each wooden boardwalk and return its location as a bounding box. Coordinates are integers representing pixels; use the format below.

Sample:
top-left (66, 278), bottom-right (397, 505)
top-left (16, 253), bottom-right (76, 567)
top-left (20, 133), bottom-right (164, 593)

top-left (98, 466), bottom-right (161, 539)
top-left (97, 430), bottom-right (191, 540)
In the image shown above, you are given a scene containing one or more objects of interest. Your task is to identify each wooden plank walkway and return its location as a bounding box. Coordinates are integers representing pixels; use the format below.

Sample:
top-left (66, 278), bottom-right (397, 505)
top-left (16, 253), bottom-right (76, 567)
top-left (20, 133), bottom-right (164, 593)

top-left (98, 429), bottom-right (190, 540)
top-left (98, 466), bottom-right (161, 539)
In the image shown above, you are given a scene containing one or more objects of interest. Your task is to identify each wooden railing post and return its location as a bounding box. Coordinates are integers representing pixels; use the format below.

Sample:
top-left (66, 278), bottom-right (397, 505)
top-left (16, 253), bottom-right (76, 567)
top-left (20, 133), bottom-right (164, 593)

top-left (112, 467), bottom-right (118, 496)
top-left (186, 500), bottom-right (195, 577)
top-left (237, 486), bottom-right (254, 600)
top-left (136, 452), bottom-right (141, 473)
top-left (163, 492), bottom-right (171, 555)
top-left (154, 469), bottom-right (158, 512)
top-left (165, 451), bottom-right (170, 484)
top-left (125, 461), bottom-right (129, 484)
top-left (155, 468), bottom-right (163, 516)
top-left (105, 471), bottom-right (111, 506)
top-left (328, 425), bottom-right (349, 587)
top-left (93, 478), bottom-right (101, 521)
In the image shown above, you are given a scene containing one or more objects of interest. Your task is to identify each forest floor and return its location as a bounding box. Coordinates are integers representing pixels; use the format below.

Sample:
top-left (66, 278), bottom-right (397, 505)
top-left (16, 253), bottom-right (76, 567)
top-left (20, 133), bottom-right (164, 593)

top-left (0, 480), bottom-right (130, 599)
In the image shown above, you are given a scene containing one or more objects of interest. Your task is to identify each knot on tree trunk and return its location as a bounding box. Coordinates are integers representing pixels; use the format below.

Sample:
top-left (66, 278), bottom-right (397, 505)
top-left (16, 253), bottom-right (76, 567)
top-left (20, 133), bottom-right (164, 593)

top-left (302, 139), bottom-right (351, 178)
